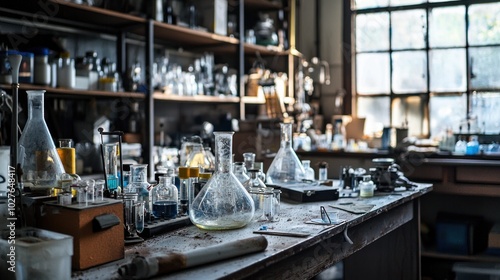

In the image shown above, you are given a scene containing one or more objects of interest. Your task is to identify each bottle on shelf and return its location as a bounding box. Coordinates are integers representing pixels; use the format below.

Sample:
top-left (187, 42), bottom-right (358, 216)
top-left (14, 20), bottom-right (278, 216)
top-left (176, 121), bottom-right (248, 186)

top-left (454, 136), bottom-right (467, 155)
top-left (465, 135), bottom-right (480, 155)
top-left (33, 47), bottom-right (51, 86)
top-left (57, 51), bottom-right (75, 89)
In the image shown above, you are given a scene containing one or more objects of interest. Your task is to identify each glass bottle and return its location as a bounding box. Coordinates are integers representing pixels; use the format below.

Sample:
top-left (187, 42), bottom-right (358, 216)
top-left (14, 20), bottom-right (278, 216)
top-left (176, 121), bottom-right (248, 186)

top-left (465, 135), bottom-right (480, 155)
top-left (57, 139), bottom-right (76, 174)
top-left (302, 160), bottom-right (315, 181)
top-left (178, 166), bottom-right (190, 216)
top-left (128, 164), bottom-right (151, 221)
top-left (359, 175), bottom-right (375, 198)
top-left (242, 152), bottom-right (255, 173)
top-left (18, 90), bottom-right (65, 194)
top-left (189, 132), bottom-right (255, 230)
top-left (266, 123), bottom-right (306, 185)
top-left (233, 162), bottom-right (249, 185)
top-left (152, 175), bottom-right (178, 219)
top-left (454, 136), bottom-right (467, 154)
top-left (179, 135), bottom-right (203, 167)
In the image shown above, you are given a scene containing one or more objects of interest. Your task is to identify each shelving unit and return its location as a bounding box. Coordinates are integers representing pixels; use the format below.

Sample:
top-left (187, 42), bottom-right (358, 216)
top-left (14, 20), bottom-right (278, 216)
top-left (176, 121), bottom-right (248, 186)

top-left (0, 0), bottom-right (301, 177)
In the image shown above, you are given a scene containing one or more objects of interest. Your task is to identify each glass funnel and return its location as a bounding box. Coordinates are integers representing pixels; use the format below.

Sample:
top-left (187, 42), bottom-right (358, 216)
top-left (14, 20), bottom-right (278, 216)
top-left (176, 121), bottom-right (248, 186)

top-left (189, 132), bottom-right (255, 230)
top-left (266, 123), bottom-right (306, 185)
top-left (18, 90), bottom-right (64, 193)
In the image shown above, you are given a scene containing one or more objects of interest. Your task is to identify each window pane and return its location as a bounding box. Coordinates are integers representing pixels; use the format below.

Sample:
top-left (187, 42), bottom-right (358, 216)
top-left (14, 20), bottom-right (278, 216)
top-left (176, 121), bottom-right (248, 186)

top-left (390, 0), bottom-right (425, 7)
top-left (392, 51), bottom-right (427, 93)
top-left (470, 47), bottom-right (500, 90)
top-left (356, 13), bottom-right (389, 52)
top-left (470, 92), bottom-right (500, 134)
top-left (356, 53), bottom-right (390, 94)
top-left (392, 9), bottom-right (426, 50)
top-left (429, 6), bottom-right (466, 48)
top-left (429, 49), bottom-right (466, 92)
top-left (357, 96), bottom-right (390, 137)
top-left (354, 0), bottom-right (389, 10)
top-left (469, 3), bottom-right (500, 46)
top-left (392, 96), bottom-right (424, 137)
top-left (429, 94), bottom-right (467, 138)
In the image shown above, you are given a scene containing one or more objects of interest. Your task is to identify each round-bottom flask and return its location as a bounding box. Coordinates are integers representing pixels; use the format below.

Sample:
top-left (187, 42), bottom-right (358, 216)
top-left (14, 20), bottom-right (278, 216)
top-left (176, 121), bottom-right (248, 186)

top-left (189, 132), bottom-right (255, 230)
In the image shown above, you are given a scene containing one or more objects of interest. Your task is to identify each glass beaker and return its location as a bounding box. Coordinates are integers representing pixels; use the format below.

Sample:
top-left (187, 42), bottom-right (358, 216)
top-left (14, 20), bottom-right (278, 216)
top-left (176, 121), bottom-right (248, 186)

top-left (245, 169), bottom-right (274, 222)
top-left (18, 90), bottom-right (65, 193)
top-left (57, 139), bottom-right (76, 174)
top-left (266, 123), bottom-right (306, 185)
top-left (123, 192), bottom-right (139, 237)
top-left (302, 160), bottom-right (315, 181)
top-left (152, 175), bottom-right (178, 219)
top-left (103, 143), bottom-right (119, 192)
top-left (189, 132), bottom-right (255, 230)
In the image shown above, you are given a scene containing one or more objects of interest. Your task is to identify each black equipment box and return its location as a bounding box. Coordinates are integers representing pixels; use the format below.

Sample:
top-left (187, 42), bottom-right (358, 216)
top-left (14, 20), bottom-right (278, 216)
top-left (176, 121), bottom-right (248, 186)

top-left (270, 182), bottom-right (340, 203)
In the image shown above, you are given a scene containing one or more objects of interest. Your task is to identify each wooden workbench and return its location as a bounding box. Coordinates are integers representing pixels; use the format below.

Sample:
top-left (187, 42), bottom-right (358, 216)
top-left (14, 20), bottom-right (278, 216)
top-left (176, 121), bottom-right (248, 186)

top-left (72, 184), bottom-right (432, 280)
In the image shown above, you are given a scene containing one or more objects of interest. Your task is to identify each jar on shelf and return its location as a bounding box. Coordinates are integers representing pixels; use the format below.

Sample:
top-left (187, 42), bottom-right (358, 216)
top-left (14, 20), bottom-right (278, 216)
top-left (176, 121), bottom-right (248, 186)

top-left (33, 48), bottom-right (51, 86)
top-left (189, 132), bottom-right (255, 230)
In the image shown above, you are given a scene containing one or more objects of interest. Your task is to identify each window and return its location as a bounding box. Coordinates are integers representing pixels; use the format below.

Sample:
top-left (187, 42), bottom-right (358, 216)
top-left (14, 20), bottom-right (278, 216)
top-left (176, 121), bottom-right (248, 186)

top-left (348, 0), bottom-right (500, 138)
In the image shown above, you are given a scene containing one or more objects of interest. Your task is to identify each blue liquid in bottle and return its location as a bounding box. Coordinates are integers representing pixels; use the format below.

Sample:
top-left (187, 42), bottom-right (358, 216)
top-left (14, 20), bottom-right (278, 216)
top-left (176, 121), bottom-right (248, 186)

top-left (153, 200), bottom-right (178, 219)
top-left (107, 174), bottom-right (118, 191)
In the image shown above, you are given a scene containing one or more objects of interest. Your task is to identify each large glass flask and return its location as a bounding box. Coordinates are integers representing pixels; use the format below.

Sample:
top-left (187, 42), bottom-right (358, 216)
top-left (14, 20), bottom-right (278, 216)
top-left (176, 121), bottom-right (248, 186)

top-left (152, 175), bottom-right (178, 219)
top-left (18, 90), bottom-right (64, 193)
top-left (266, 123), bottom-right (306, 185)
top-left (189, 132), bottom-right (255, 230)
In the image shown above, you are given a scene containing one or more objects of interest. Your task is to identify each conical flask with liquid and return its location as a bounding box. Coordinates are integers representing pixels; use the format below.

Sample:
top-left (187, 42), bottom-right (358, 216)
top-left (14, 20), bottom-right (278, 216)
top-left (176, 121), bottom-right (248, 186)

top-left (18, 90), bottom-right (64, 193)
top-left (266, 123), bottom-right (305, 185)
top-left (189, 132), bottom-right (255, 230)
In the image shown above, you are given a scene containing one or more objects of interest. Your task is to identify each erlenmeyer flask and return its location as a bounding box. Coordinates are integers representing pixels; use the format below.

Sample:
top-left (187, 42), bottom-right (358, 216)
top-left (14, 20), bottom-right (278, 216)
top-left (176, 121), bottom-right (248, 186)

top-left (266, 123), bottom-right (305, 185)
top-left (18, 90), bottom-right (64, 193)
top-left (189, 132), bottom-right (254, 230)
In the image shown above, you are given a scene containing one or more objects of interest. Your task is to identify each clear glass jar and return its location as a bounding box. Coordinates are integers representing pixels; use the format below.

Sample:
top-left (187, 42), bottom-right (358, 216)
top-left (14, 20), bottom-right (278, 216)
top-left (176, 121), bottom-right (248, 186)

top-left (233, 162), bottom-right (249, 185)
top-left (266, 123), bottom-right (306, 185)
top-left (152, 175), bottom-right (178, 219)
top-left (127, 164), bottom-right (151, 220)
top-left (18, 90), bottom-right (65, 194)
top-left (245, 169), bottom-right (276, 222)
top-left (189, 132), bottom-right (255, 230)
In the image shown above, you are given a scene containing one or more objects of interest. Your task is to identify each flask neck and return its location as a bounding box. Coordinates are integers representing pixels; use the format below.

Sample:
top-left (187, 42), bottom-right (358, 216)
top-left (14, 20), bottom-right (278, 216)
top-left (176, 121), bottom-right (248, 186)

top-left (27, 91), bottom-right (45, 120)
top-left (214, 132), bottom-right (234, 173)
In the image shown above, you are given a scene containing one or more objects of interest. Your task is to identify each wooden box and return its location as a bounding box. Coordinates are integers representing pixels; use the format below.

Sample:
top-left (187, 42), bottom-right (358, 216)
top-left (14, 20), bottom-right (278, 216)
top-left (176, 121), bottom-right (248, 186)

top-left (37, 199), bottom-right (124, 270)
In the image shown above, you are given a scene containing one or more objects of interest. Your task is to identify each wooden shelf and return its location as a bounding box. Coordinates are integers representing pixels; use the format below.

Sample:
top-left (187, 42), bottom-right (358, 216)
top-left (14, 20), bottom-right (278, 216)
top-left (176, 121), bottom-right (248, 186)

top-left (153, 92), bottom-right (240, 103)
top-left (241, 95), bottom-right (265, 104)
top-left (243, 0), bottom-right (283, 10)
top-left (422, 248), bottom-right (500, 263)
top-left (1, 84), bottom-right (145, 99)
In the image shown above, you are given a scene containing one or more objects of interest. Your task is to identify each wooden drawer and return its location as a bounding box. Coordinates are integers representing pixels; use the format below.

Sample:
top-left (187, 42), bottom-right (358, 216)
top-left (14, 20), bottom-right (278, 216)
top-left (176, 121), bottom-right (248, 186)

top-left (456, 166), bottom-right (500, 184)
